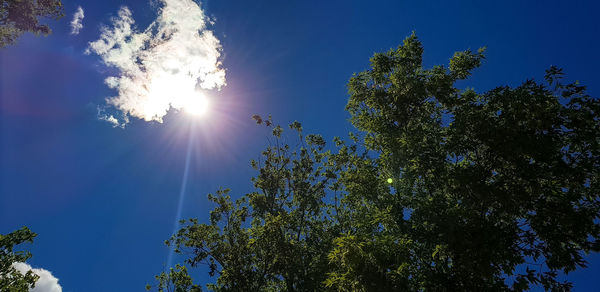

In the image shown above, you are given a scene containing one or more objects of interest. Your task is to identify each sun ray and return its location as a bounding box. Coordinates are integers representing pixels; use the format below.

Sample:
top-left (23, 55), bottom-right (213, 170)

top-left (166, 122), bottom-right (195, 268)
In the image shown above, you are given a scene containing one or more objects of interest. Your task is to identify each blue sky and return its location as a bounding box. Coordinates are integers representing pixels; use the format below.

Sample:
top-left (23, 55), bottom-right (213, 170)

top-left (1, 0), bottom-right (599, 291)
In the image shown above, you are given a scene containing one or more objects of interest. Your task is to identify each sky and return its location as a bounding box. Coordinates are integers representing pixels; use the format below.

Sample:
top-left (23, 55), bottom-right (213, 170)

top-left (1, 0), bottom-right (599, 291)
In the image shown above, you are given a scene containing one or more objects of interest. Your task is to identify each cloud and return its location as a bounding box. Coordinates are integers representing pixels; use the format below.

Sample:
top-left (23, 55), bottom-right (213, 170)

top-left (70, 6), bottom-right (84, 35)
top-left (97, 106), bottom-right (129, 128)
top-left (101, 114), bottom-right (121, 127)
top-left (86, 0), bottom-right (226, 126)
top-left (12, 262), bottom-right (62, 292)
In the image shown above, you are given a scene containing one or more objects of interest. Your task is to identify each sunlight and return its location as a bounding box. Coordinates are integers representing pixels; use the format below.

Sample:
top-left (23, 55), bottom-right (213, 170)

top-left (140, 73), bottom-right (211, 120)
top-left (184, 95), bottom-right (209, 117)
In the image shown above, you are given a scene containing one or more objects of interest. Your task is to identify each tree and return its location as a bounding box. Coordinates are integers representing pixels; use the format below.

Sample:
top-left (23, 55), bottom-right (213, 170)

top-left (0, 227), bottom-right (39, 291)
top-left (158, 117), bottom-right (340, 291)
top-left (154, 34), bottom-right (600, 291)
top-left (146, 264), bottom-right (202, 292)
top-left (335, 33), bottom-right (600, 290)
top-left (0, 0), bottom-right (64, 48)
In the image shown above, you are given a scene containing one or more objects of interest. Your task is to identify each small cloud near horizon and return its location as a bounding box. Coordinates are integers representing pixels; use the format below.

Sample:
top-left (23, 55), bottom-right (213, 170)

top-left (12, 262), bottom-right (63, 292)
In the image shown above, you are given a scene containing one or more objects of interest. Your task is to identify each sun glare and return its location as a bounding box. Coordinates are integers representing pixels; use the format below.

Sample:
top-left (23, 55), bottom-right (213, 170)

top-left (143, 74), bottom-right (211, 119)
top-left (184, 95), bottom-right (209, 117)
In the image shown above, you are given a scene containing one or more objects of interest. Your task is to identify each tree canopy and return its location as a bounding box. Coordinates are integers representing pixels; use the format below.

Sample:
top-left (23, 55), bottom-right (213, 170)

top-left (0, 227), bottom-right (39, 291)
top-left (154, 34), bottom-right (600, 291)
top-left (0, 0), bottom-right (64, 48)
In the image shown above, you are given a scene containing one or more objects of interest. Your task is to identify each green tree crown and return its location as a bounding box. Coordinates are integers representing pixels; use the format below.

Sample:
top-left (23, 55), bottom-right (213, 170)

top-left (0, 227), bottom-right (39, 291)
top-left (0, 0), bottom-right (64, 48)
top-left (153, 34), bottom-right (600, 291)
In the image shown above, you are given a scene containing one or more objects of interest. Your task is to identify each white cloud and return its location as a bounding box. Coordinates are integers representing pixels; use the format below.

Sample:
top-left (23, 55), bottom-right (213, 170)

top-left (86, 0), bottom-right (226, 126)
top-left (70, 6), bottom-right (84, 35)
top-left (103, 114), bottom-right (120, 126)
top-left (97, 106), bottom-right (129, 128)
top-left (12, 262), bottom-right (62, 292)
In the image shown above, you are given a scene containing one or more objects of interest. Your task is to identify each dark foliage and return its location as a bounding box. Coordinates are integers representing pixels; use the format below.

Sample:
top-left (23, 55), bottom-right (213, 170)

top-left (155, 34), bottom-right (600, 291)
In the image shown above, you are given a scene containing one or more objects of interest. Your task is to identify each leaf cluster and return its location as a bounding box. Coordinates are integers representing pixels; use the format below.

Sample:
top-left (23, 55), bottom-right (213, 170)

top-left (0, 0), bottom-right (64, 48)
top-left (0, 227), bottom-right (39, 291)
top-left (163, 116), bottom-right (340, 291)
top-left (340, 32), bottom-right (600, 290)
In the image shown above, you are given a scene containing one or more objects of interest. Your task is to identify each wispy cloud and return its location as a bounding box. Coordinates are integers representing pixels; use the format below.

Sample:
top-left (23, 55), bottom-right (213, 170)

top-left (97, 106), bottom-right (128, 128)
top-left (86, 0), bottom-right (226, 126)
top-left (12, 262), bottom-right (62, 292)
top-left (70, 6), bottom-right (84, 35)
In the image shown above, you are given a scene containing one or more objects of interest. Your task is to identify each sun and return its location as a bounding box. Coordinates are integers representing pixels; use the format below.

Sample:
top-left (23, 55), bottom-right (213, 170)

top-left (184, 95), bottom-right (210, 117)
top-left (142, 74), bottom-right (212, 120)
